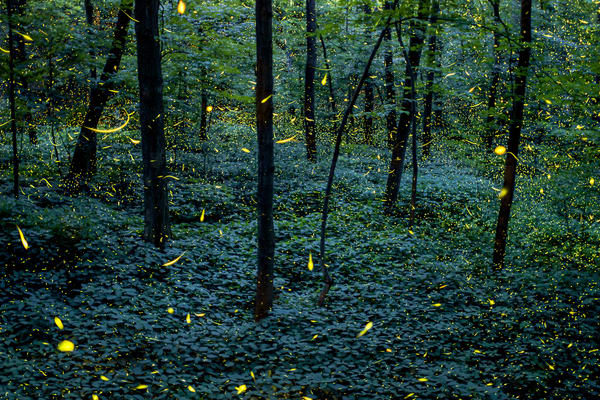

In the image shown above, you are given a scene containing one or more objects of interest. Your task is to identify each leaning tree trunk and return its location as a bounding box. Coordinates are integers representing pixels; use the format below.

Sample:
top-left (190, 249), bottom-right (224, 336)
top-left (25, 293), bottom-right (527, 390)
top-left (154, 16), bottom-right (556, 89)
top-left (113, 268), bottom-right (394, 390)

top-left (363, 4), bottom-right (374, 145)
top-left (254, 0), bottom-right (275, 321)
top-left (135, 0), bottom-right (171, 248)
top-left (422, 0), bottom-right (440, 158)
top-left (199, 66), bottom-right (209, 141)
top-left (383, 0), bottom-right (430, 213)
top-left (486, 0), bottom-right (502, 148)
top-left (67, 0), bottom-right (132, 188)
top-left (383, 0), bottom-right (396, 147)
top-left (7, 0), bottom-right (19, 197)
top-left (492, 0), bottom-right (532, 270)
top-left (304, 0), bottom-right (317, 161)
top-left (318, 0), bottom-right (400, 306)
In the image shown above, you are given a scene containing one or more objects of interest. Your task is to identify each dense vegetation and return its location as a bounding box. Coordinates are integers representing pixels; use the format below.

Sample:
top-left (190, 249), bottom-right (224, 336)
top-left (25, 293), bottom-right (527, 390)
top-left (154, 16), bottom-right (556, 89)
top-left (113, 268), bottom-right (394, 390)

top-left (1, 0), bottom-right (599, 399)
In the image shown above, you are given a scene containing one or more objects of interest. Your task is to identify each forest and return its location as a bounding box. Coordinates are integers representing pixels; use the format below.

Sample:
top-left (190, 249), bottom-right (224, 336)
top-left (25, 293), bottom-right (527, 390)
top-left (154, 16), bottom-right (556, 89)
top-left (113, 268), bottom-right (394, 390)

top-left (0, 0), bottom-right (599, 398)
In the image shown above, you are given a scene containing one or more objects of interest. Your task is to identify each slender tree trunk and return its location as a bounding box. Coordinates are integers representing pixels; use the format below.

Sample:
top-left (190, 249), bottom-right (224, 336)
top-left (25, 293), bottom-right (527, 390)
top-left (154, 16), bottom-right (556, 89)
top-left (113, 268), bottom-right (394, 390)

top-left (199, 67), bottom-right (208, 141)
top-left (383, 0), bottom-right (430, 213)
top-left (67, 0), bottom-right (132, 188)
top-left (47, 53), bottom-right (60, 168)
top-left (304, 0), bottom-right (317, 161)
top-left (84, 0), bottom-right (97, 81)
top-left (135, 0), bottom-right (171, 248)
top-left (319, 34), bottom-right (336, 113)
top-left (319, 0), bottom-right (399, 306)
top-left (363, 4), bottom-right (374, 145)
top-left (486, 0), bottom-right (502, 147)
top-left (255, 0), bottom-right (275, 321)
top-left (9, 0), bottom-right (36, 144)
top-left (492, 0), bottom-right (532, 270)
top-left (383, 0), bottom-right (396, 147)
top-left (7, 0), bottom-right (19, 197)
top-left (422, 0), bottom-right (440, 158)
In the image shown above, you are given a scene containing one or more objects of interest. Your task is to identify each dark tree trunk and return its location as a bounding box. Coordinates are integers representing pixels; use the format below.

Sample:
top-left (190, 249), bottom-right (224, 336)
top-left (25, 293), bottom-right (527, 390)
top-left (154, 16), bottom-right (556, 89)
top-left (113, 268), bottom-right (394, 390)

top-left (304, 0), bottom-right (317, 161)
top-left (383, 0), bottom-right (396, 147)
top-left (319, 34), bottom-right (337, 113)
top-left (486, 0), bottom-right (502, 147)
top-left (135, 0), bottom-right (171, 248)
top-left (383, 0), bottom-right (430, 213)
top-left (255, 0), bottom-right (275, 321)
top-left (199, 67), bottom-right (208, 141)
top-left (422, 0), bottom-right (440, 158)
top-left (7, 0), bottom-right (19, 197)
top-left (10, 0), bottom-right (36, 144)
top-left (318, 0), bottom-right (399, 306)
top-left (84, 0), bottom-right (97, 81)
top-left (363, 4), bottom-right (374, 145)
top-left (67, 0), bottom-right (132, 188)
top-left (492, 0), bottom-right (532, 270)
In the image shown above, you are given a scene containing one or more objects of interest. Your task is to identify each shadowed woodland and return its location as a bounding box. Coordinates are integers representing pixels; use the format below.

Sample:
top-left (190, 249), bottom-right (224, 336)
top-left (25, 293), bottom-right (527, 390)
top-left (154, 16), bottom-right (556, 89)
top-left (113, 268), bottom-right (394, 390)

top-left (1, 0), bottom-right (599, 399)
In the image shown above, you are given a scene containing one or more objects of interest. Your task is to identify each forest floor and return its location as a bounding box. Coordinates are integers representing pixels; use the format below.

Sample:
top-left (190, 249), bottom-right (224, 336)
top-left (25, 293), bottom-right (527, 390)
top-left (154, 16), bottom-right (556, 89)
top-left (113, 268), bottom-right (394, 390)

top-left (1, 122), bottom-right (599, 399)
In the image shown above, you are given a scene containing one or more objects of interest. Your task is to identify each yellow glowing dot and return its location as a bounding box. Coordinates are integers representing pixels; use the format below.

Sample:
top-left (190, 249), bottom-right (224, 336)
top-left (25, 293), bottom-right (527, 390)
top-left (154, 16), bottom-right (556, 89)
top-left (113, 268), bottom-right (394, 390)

top-left (417, 377), bottom-right (428, 382)
top-left (100, 375), bottom-right (109, 381)
top-left (54, 317), bottom-right (64, 330)
top-left (134, 384), bottom-right (148, 390)
top-left (57, 340), bottom-right (74, 352)
top-left (540, 188), bottom-right (544, 195)
top-left (235, 384), bottom-right (247, 394)
top-left (186, 313), bottom-right (191, 324)
top-left (499, 187), bottom-right (509, 199)
top-left (177, 0), bottom-right (186, 14)
top-left (544, 99), bottom-right (552, 104)
top-left (92, 395), bottom-right (99, 400)
top-left (494, 145), bottom-right (507, 155)
top-left (206, 105), bottom-right (213, 112)
top-left (308, 252), bottom-right (314, 271)
top-left (357, 321), bottom-right (373, 338)
top-left (188, 385), bottom-right (195, 392)
top-left (200, 209), bottom-right (205, 222)
top-left (16, 225), bottom-right (29, 249)
top-left (167, 307), bottom-right (174, 314)
top-left (590, 178), bottom-right (595, 186)
top-left (241, 148), bottom-right (251, 153)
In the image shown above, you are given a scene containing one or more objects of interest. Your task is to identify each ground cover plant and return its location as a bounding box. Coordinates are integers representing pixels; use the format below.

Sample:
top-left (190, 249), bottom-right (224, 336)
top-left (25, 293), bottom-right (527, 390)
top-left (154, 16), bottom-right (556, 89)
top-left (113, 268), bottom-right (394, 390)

top-left (1, 0), bottom-right (599, 399)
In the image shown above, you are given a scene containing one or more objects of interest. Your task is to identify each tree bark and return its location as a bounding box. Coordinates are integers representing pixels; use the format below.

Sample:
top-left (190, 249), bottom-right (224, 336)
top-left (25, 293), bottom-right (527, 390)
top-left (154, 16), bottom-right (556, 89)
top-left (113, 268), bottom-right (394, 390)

top-left (363, 4), bottom-right (374, 145)
top-left (67, 0), bottom-right (132, 188)
top-left (492, 0), bottom-right (532, 270)
top-left (383, 0), bottom-right (396, 147)
top-left (7, 0), bottom-right (19, 197)
top-left (383, 0), bottom-right (430, 213)
top-left (135, 0), bottom-right (171, 248)
top-left (486, 0), bottom-right (502, 148)
top-left (422, 0), bottom-right (440, 158)
top-left (304, 0), bottom-right (317, 161)
top-left (319, 33), bottom-right (337, 113)
top-left (199, 67), bottom-right (208, 141)
top-left (318, 0), bottom-right (399, 306)
top-left (84, 0), bottom-right (97, 81)
top-left (255, 0), bottom-right (275, 321)
top-left (9, 0), bottom-right (36, 144)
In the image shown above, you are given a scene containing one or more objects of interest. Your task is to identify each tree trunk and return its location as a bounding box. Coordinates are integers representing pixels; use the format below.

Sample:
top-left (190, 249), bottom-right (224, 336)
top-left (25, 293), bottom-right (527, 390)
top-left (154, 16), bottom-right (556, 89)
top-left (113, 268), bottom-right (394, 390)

top-left (383, 0), bottom-right (430, 213)
top-left (255, 0), bottom-right (275, 321)
top-left (318, 0), bottom-right (399, 306)
top-left (319, 33), bottom-right (337, 113)
top-left (84, 0), bottom-right (97, 81)
top-left (7, 0), bottom-right (19, 197)
top-left (363, 4), bottom-right (374, 145)
top-left (422, 0), bottom-right (440, 158)
top-left (67, 0), bottom-right (132, 188)
top-left (486, 0), bottom-right (502, 148)
top-left (492, 0), bottom-right (532, 270)
top-left (199, 67), bottom-right (208, 141)
top-left (135, 0), bottom-right (171, 248)
top-left (304, 0), bottom-right (317, 161)
top-left (383, 0), bottom-right (396, 147)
